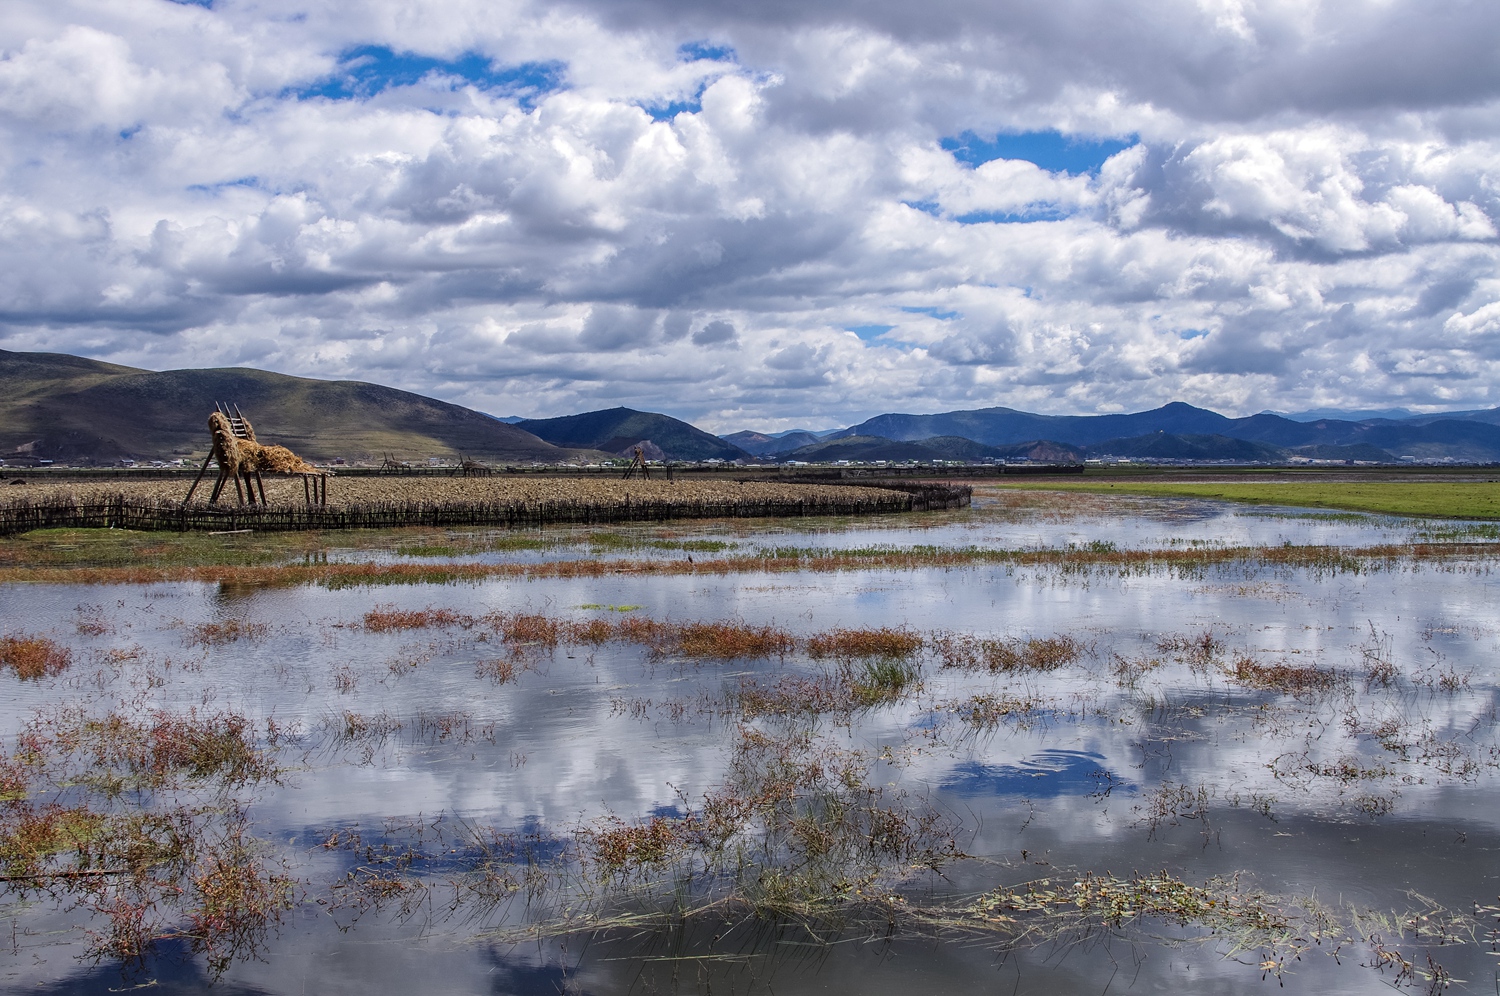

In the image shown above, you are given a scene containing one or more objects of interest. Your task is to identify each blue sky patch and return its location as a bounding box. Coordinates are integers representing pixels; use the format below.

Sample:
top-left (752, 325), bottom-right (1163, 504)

top-left (1179, 328), bottom-right (1211, 340)
top-left (295, 46), bottom-right (566, 108)
top-left (942, 130), bottom-right (1135, 175)
top-left (845, 324), bottom-right (895, 341)
top-left (678, 41), bottom-right (736, 62)
top-left (941, 751), bottom-right (1131, 798)
top-left (955, 205), bottom-right (1074, 225)
top-left (187, 176), bottom-right (261, 195)
top-left (901, 306), bottom-right (958, 320)
top-left (644, 96), bottom-right (703, 121)
top-left (905, 199), bottom-right (1072, 226)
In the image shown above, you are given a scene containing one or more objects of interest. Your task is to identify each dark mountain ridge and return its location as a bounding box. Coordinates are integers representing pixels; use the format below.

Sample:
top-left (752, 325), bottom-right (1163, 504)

top-left (836, 402), bottom-right (1500, 461)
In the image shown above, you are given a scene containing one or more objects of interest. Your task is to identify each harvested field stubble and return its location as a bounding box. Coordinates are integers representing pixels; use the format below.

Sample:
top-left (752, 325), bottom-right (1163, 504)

top-left (0, 479), bottom-right (959, 537)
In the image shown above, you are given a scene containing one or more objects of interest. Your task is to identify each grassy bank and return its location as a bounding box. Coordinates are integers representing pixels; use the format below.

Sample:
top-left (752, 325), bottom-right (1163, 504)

top-left (992, 479), bottom-right (1500, 519)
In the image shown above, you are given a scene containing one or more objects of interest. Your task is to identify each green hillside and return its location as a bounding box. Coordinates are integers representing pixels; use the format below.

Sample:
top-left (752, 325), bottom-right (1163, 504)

top-left (0, 349), bottom-right (587, 464)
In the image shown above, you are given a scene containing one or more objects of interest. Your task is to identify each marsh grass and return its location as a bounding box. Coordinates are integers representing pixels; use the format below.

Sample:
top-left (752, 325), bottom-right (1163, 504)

top-left (807, 627), bottom-right (922, 661)
top-left (945, 692), bottom-right (1053, 731)
top-left (363, 607), bottom-right (467, 632)
top-left (1229, 655), bottom-right (1339, 694)
top-left (665, 622), bottom-right (796, 660)
top-left (1156, 630), bottom-right (1229, 674)
top-left (189, 618), bottom-right (270, 646)
top-left (0, 634), bottom-right (72, 680)
top-left (934, 633), bottom-right (1085, 672)
top-left (21, 708), bottom-right (277, 792)
top-left (326, 710), bottom-right (404, 746)
top-left (734, 653), bottom-right (923, 716)
top-left (0, 700), bottom-right (292, 975)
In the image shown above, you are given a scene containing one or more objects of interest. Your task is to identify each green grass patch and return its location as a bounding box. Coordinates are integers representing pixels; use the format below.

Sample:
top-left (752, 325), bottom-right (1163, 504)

top-left (994, 480), bottom-right (1500, 519)
top-left (0, 525), bottom-right (566, 570)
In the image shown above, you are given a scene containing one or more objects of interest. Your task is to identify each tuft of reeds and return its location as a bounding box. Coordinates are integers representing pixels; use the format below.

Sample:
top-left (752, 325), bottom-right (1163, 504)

top-left (364, 606), bottom-right (467, 632)
top-left (663, 622), bottom-right (796, 660)
top-left (1229, 656), bottom-right (1338, 694)
top-left (189, 618), bottom-right (269, 646)
top-left (934, 633), bottom-right (1084, 672)
top-left (495, 613), bottom-right (560, 647)
top-left (588, 816), bottom-right (704, 871)
top-left (807, 627), bottom-right (922, 660)
top-left (0, 635), bottom-right (72, 680)
top-left (946, 692), bottom-right (1052, 730)
top-left (67, 709), bottom-right (275, 789)
top-left (1157, 630), bottom-right (1226, 671)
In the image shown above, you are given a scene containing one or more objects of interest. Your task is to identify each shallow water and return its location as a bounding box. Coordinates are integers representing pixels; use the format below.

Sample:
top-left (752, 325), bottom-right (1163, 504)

top-left (3, 491), bottom-right (1500, 994)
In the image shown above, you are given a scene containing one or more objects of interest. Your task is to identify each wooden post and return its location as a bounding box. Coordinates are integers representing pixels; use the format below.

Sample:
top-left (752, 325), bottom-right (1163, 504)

top-left (184, 454), bottom-right (214, 504)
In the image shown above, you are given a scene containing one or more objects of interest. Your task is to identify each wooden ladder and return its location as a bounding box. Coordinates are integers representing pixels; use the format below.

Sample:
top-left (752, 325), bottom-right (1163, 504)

top-left (216, 403), bottom-right (252, 440)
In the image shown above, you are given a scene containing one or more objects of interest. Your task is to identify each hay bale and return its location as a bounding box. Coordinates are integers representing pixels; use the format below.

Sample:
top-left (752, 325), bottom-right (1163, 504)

top-left (252, 444), bottom-right (316, 474)
top-left (207, 412), bottom-right (241, 469)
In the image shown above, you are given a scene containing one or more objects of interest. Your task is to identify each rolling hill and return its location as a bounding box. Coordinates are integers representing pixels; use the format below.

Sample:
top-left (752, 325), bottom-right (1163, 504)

top-left (1087, 433), bottom-right (1287, 462)
top-left (0, 349), bottom-right (589, 465)
top-left (516, 408), bottom-right (749, 461)
top-left (719, 430), bottom-right (826, 457)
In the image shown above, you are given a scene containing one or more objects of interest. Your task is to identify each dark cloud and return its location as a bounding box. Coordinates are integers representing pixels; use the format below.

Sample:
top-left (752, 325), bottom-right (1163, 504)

top-left (691, 318), bottom-right (737, 346)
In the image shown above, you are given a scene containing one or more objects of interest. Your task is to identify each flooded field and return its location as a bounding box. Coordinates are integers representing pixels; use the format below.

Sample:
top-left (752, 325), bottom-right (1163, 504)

top-left (2, 485), bottom-right (1500, 994)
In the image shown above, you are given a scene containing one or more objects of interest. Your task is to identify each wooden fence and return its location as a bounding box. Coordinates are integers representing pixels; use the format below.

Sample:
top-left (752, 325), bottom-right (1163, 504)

top-left (0, 485), bottom-right (970, 537)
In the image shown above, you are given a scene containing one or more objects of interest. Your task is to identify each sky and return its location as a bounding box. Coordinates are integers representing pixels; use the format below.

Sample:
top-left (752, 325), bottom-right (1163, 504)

top-left (2, 0), bottom-right (1499, 431)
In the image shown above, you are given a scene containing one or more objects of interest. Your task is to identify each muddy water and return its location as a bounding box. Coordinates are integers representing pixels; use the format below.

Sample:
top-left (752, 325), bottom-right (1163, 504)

top-left (3, 492), bottom-right (1500, 994)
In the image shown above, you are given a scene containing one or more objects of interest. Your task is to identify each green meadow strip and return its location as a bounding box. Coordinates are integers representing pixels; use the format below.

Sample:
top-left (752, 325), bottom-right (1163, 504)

top-left (992, 479), bottom-right (1500, 519)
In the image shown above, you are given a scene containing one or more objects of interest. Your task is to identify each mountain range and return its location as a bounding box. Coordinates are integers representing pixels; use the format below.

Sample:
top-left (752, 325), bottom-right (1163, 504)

top-left (3, 348), bottom-right (1499, 465)
top-left (800, 402), bottom-right (1500, 463)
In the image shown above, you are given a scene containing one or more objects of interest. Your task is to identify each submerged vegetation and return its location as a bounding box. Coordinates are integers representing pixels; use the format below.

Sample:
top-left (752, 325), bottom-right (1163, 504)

top-left (0, 537), bottom-right (1495, 588)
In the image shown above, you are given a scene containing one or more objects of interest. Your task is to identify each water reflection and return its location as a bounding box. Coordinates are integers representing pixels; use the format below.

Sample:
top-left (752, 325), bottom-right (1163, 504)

top-left (942, 751), bottom-right (1134, 798)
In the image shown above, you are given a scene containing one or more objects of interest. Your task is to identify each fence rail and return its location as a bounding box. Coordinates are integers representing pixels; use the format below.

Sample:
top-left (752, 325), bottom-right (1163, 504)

top-left (0, 485), bottom-right (970, 537)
